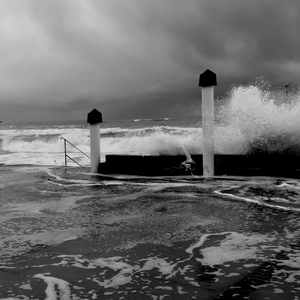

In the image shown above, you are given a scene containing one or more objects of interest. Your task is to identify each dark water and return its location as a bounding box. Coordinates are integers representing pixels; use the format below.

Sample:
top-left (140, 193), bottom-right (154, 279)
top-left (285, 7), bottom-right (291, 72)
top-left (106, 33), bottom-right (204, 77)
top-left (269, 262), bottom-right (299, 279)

top-left (1, 166), bottom-right (300, 299)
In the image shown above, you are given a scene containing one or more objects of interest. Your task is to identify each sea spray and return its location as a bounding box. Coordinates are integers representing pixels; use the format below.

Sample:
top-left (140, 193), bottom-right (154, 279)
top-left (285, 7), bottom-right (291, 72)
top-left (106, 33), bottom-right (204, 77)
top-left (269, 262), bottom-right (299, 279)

top-left (219, 83), bottom-right (300, 154)
top-left (180, 146), bottom-right (196, 174)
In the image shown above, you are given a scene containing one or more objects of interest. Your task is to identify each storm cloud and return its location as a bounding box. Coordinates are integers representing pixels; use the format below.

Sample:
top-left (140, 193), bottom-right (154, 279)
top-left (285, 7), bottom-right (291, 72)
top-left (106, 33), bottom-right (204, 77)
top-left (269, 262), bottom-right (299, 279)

top-left (1, 0), bottom-right (300, 121)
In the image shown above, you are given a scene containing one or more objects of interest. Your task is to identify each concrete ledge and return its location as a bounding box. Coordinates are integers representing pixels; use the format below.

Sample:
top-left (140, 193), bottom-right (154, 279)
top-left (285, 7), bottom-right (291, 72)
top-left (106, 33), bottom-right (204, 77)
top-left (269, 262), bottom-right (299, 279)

top-left (98, 154), bottom-right (300, 177)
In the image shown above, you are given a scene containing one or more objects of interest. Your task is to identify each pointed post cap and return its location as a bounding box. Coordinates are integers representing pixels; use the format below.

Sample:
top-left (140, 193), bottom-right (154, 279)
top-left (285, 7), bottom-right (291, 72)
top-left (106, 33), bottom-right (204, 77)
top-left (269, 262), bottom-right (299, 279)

top-left (199, 69), bottom-right (217, 87)
top-left (87, 109), bottom-right (103, 124)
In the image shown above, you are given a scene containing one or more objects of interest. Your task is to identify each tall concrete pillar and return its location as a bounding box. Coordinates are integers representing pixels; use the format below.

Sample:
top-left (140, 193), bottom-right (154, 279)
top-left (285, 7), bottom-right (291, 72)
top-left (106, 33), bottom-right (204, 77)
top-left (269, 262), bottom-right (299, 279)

top-left (199, 69), bottom-right (217, 177)
top-left (87, 109), bottom-right (103, 173)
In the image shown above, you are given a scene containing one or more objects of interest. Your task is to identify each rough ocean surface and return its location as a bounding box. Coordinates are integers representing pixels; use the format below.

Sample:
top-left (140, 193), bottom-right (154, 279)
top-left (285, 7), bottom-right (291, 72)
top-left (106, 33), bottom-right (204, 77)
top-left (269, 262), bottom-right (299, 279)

top-left (1, 166), bottom-right (300, 299)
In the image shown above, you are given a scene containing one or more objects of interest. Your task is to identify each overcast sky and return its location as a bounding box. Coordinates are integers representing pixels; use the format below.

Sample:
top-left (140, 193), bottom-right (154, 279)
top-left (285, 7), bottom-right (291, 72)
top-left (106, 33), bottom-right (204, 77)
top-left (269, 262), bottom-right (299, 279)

top-left (1, 0), bottom-right (299, 122)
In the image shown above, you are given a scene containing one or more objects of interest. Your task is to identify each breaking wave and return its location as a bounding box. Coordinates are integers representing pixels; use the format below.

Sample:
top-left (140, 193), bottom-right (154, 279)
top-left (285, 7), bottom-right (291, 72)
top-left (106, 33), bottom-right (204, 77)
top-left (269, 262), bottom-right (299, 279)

top-left (219, 82), bottom-right (300, 154)
top-left (134, 118), bottom-right (173, 122)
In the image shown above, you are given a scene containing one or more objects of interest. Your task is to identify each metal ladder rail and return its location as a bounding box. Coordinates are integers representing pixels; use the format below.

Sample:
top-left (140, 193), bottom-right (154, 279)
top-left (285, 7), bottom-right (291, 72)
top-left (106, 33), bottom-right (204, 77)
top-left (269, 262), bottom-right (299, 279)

top-left (60, 136), bottom-right (90, 167)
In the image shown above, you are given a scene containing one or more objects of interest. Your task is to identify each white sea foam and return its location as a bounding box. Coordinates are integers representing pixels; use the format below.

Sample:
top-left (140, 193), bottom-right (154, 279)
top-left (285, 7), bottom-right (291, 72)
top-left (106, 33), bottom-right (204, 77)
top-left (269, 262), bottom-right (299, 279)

top-left (186, 232), bottom-right (234, 255)
top-left (215, 190), bottom-right (300, 212)
top-left (38, 254), bottom-right (178, 290)
top-left (187, 231), bottom-right (275, 267)
top-left (33, 274), bottom-right (72, 300)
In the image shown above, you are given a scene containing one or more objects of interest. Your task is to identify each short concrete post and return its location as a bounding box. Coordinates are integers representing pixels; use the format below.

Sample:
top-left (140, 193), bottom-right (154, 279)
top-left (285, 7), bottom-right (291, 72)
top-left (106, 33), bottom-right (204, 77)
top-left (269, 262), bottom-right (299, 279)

top-left (199, 69), bottom-right (217, 177)
top-left (87, 109), bottom-right (103, 173)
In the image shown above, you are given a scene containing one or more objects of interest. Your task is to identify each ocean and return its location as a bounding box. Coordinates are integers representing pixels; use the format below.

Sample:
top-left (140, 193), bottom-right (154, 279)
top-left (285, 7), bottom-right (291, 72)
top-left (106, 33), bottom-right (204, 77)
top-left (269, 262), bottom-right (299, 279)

top-left (1, 85), bottom-right (300, 299)
top-left (0, 117), bottom-right (203, 166)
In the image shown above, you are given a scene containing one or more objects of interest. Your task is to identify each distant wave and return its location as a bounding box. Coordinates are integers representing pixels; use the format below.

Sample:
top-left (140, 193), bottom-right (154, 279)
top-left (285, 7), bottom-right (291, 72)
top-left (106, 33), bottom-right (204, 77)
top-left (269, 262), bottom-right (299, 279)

top-left (134, 118), bottom-right (173, 122)
top-left (14, 134), bottom-right (61, 143)
top-left (100, 126), bottom-right (197, 139)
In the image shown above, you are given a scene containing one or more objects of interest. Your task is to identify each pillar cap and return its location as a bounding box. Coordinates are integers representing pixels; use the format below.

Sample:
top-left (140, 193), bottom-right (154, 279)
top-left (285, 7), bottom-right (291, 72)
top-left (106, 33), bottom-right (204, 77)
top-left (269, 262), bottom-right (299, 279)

top-left (87, 109), bottom-right (103, 124)
top-left (199, 69), bottom-right (217, 87)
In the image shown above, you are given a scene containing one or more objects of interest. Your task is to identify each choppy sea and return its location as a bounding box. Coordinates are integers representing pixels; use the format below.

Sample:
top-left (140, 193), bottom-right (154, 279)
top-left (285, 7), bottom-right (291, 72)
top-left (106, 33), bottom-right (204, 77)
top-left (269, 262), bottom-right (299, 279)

top-left (1, 85), bottom-right (300, 299)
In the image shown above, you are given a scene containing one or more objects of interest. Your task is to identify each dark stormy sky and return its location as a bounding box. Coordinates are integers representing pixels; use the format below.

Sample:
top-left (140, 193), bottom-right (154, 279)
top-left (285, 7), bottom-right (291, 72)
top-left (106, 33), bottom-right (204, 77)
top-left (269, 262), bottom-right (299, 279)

top-left (1, 0), bottom-right (300, 122)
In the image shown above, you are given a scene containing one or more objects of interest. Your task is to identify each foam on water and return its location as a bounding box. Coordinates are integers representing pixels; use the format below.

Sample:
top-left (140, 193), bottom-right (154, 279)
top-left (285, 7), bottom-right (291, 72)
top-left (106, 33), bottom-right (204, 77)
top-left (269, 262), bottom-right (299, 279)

top-left (1, 166), bottom-right (300, 298)
top-left (31, 166), bottom-right (300, 213)
top-left (192, 232), bottom-right (275, 266)
top-left (1, 230), bottom-right (294, 298)
top-left (33, 274), bottom-right (71, 300)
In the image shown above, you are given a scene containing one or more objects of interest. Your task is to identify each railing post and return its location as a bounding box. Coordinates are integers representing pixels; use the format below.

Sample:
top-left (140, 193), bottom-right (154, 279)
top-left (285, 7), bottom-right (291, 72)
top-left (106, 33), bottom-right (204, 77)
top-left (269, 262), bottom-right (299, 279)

top-left (199, 69), bottom-right (217, 177)
top-left (87, 109), bottom-right (103, 173)
top-left (64, 139), bottom-right (67, 166)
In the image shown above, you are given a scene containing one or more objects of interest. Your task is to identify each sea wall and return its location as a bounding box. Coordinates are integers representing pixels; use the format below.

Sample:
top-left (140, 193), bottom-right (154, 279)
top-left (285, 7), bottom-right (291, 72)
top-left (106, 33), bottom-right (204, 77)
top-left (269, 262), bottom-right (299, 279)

top-left (99, 154), bottom-right (300, 177)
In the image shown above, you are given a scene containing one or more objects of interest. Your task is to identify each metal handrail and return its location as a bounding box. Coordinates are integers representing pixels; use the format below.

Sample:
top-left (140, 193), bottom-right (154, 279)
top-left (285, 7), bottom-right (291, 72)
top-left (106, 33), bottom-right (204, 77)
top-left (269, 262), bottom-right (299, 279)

top-left (60, 136), bottom-right (90, 167)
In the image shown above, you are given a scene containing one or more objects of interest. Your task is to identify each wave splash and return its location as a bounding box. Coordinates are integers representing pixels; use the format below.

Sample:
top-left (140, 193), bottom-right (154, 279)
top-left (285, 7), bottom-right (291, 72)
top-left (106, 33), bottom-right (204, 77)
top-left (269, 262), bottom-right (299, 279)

top-left (219, 82), bottom-right (300, 154)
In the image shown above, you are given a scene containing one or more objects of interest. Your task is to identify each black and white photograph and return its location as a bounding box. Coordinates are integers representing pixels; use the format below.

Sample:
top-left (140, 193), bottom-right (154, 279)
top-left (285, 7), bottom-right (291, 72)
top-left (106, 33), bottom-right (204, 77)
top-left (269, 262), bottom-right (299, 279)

top-left (1, 0), bottom-right (300, 299)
